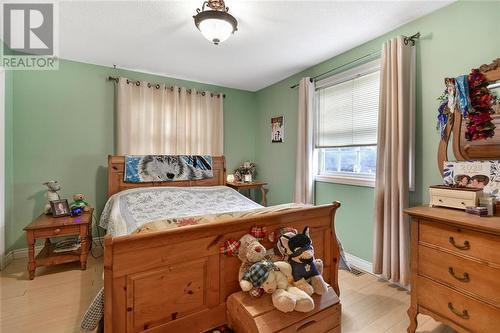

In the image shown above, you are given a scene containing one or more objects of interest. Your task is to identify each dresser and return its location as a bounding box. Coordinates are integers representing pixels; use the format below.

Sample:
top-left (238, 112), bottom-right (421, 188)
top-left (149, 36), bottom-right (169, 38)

top-left (405, 206), bottom-right (500, 333)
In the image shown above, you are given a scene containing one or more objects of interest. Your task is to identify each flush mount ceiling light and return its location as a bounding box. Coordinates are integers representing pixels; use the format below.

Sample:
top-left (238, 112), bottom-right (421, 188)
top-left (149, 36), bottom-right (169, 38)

top-left (193, 0), bottom-right (238, 45)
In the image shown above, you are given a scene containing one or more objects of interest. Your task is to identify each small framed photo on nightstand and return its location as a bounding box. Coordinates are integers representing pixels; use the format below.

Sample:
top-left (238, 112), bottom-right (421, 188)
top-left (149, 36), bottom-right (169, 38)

top-left (50, 199), bottom-right (70, 217)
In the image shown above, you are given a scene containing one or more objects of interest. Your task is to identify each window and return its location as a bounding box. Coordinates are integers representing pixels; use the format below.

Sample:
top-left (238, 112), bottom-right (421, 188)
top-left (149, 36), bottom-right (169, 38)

top-left (314, 59), bottom-right (380, 187)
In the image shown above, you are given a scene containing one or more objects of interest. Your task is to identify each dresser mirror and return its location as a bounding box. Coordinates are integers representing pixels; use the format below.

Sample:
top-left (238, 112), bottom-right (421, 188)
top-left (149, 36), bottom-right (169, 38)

top-left (438, 58), bottom-right (500, 175)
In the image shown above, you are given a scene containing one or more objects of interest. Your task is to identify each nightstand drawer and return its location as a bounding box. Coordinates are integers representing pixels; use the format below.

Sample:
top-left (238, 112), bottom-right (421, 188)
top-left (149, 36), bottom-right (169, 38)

top-left (33, 225), bottom-right (81, 238)
top-left (418, 245), bottom-right (500, 306)
top-left (419, 220), bottom-right (500, 265)
top-left (417, 276), bottom-right (500, 333)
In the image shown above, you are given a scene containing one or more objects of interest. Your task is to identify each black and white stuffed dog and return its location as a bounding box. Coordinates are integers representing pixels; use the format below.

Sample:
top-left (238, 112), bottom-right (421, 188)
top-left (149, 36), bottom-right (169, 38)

top-left (281, 226), bottom-right (329, 295)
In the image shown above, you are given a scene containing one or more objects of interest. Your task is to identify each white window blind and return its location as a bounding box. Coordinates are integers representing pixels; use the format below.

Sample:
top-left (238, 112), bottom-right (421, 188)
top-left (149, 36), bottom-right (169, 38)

top-left (315, 60), bottom-right (380, 148)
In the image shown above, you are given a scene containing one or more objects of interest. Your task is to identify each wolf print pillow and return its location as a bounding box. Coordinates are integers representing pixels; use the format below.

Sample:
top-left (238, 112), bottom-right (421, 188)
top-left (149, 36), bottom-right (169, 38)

top-left (124, 155), bottom-right (213, 182)
top-left (443, 160), bottom-right (500, 199)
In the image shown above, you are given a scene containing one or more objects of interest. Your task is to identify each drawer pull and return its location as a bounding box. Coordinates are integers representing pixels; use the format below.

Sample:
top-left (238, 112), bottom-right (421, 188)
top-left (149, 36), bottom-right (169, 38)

top-left (448, 302), bottom-right (469, 319)
top-left (296, 320), bottom-right (317, 331)
top-left (54, 228), bottom-right (61, 234)
top-left (448, 237), bottom-right (470, 250)
top-left (448, 267), bottom-right (470, 282)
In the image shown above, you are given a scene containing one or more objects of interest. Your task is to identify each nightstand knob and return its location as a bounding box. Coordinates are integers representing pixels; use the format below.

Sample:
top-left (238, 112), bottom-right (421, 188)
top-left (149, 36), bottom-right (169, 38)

top-left (54, 228), bottom-right (61, 234)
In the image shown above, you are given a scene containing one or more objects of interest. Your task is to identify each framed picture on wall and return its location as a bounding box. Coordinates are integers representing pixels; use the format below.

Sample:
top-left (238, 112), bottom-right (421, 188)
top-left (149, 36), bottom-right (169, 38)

top-left (271, 116), bottom-right (284, 143)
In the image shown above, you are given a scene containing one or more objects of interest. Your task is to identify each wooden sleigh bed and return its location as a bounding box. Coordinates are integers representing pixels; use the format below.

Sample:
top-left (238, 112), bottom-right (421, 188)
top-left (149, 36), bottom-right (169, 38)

top-left (104, 155), bottom-right (341, 333)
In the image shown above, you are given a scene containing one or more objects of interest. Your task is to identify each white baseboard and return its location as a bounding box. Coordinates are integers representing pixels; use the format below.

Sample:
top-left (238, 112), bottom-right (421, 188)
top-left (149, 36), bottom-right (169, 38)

top-left (344, 252), bottom-right (410, 290)
top-left (0, 251), bottom-right (13, 270)
top-left (0, 246), bottom-right (40, 270)
top-left (0, 236), bottom-right (104, 270)
top-left (345, 251), bottom-right (373, 274)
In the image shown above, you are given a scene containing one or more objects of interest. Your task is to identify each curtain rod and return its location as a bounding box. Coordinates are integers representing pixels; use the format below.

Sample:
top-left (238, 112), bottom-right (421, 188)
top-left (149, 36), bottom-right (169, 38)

top-left (290, 32), bottom-right (420, 89)
top-left (107, 76), bottom-right (226, 99)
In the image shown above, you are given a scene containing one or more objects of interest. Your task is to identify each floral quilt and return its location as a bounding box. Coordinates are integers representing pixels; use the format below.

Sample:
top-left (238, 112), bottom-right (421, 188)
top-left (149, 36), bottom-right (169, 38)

top-left (99, 186), bottom-right (263, 236)
top-left (133, 202), bottom-right (309, 234)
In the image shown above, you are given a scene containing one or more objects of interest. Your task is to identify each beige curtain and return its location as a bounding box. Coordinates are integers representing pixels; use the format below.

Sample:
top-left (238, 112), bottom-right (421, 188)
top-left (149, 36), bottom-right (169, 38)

top-left (116, 77), bottom-right (223, 155)
top-left (373, 36), bottom-right (416, 287)
top-left (294, 77), bottom-right (315, 204)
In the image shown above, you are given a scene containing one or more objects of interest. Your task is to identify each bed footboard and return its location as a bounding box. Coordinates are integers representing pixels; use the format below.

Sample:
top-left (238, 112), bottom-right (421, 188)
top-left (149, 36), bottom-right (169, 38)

top-left (104, 202), bottom-right (341, 333)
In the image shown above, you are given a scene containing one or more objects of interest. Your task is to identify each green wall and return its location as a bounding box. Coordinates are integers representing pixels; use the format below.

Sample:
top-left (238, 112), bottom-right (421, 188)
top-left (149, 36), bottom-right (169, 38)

top-left (5, 68), bottom-right (14, 255)
top-left (254, 1), bottom-right (500, 262)
top-left (6, 59), bottom-right (257, 251)
top-left (6, 1), bottom-right (499, 259)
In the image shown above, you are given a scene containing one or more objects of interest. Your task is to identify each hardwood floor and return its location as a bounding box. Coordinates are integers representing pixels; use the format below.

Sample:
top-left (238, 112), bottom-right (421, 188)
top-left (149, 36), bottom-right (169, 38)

top-left (0, 247), bottom-right (456, 333)
top-left (1, 248), bottom-right (104, 333)
top-left (338, 270), bottom-right (456, 333)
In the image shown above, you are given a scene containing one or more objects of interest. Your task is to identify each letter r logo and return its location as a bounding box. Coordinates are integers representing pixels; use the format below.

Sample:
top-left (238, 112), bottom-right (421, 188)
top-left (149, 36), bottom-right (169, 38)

top-left (3, 3), bottom-right (53, 56)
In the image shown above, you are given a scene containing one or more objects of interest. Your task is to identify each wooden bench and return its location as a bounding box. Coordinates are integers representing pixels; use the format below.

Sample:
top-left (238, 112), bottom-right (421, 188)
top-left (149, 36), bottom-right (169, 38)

top-left (227, 288), bottom-right (341, 333)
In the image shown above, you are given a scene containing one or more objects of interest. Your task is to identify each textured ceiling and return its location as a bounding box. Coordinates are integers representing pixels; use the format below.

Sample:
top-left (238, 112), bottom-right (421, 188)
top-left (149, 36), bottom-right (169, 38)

top-left (59, 1), bottom-right (452, 91)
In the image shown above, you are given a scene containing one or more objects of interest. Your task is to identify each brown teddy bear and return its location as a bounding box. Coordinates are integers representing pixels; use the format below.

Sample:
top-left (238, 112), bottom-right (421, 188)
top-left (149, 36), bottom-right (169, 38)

top-left (237, 234), bottom-right (267, 297)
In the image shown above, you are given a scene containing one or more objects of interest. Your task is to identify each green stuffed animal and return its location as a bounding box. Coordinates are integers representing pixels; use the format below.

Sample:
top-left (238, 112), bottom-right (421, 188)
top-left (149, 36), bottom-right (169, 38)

top-left (70, 193), bottom-right (90, 212)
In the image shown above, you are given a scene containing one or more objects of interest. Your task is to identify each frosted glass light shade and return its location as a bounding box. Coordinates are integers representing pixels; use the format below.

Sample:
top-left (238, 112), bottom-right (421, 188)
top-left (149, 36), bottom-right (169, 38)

top-left (194, 10), bottom-right (238, 45)
top-left (199, 18), bottom-right (233, 45)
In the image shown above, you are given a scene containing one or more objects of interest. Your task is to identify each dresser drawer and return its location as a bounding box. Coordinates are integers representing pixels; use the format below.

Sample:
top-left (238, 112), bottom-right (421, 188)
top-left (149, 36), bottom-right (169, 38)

top-left (430, 196), bottom-right (475, 210)
top-left (418, 245), bottom-right (500, 306)
top-left (419, 220), bottom-right (500, 266)
top-left (417, 276), bottom-right (500, 333)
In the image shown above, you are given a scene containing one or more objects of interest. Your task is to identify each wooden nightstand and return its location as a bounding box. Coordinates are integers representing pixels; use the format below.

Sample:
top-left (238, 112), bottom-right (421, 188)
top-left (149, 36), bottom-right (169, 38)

top-left (226, 181), bottom-right (267, 206)
top-left (23, 210), bottom-right (93, 280)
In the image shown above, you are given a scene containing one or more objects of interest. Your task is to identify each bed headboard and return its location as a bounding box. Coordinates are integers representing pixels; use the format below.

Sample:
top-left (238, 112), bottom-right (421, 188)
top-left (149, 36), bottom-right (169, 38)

top-left (107, 155), bottom-right (226, 197)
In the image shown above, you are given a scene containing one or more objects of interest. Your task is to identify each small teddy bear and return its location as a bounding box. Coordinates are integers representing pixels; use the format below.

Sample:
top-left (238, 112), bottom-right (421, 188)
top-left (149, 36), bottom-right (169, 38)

top-left (236, 234), bottom-right (268, 297)
top-left (240, 260), bottom-right (315, 313)
top-left (281, 226), bottom-right (329, 296)
top-left (70, 193), bottom-right (90, 212)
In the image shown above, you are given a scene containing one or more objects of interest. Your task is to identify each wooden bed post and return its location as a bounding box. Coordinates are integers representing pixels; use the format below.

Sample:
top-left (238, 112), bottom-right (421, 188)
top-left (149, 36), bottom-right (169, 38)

top-left (103, 235), bottom-right (113, 333)
top-left (330, 201), bottom-right (341, 297)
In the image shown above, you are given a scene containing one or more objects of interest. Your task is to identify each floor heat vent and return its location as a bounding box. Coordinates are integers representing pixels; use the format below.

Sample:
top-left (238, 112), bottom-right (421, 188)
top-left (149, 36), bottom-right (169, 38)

top-left (350, 267), bottom-right (365, 276)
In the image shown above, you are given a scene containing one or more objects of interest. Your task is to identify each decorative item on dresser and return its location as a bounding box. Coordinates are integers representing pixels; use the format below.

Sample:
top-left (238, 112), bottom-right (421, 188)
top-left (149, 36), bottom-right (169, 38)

top-left (428, 185), bottom-right (483, 210)
top-left (23, 210), bottom-right (93, 280)
top-left (405, 205), bottom-right (500, 333)
top-left (436, 58), bottom-right (500, 173)
top-left (226, 180), bottom-right (268, 206)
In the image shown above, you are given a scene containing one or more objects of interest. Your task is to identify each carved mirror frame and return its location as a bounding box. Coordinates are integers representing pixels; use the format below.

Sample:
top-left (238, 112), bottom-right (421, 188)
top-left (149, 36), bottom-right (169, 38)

top-left (438, 58), bottom-right (500, 175)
